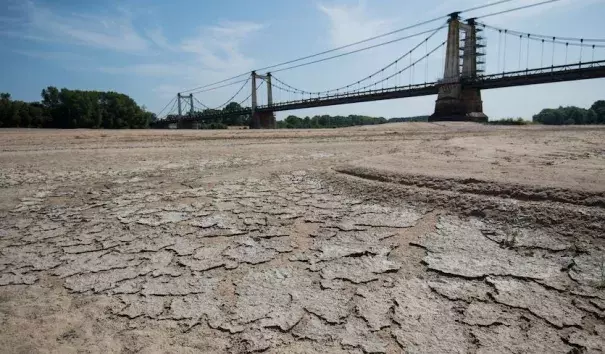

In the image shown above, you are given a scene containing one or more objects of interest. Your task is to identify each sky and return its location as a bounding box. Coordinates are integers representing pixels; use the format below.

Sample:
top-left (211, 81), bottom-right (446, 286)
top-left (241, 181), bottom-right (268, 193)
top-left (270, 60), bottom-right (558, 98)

top-left (1, 0), bottom-right (604, 121)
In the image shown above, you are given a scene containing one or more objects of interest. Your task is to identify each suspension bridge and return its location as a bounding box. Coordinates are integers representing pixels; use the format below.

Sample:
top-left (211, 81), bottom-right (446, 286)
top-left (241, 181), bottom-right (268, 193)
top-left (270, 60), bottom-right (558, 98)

top-left (153, 3), bottom-right (605, 129)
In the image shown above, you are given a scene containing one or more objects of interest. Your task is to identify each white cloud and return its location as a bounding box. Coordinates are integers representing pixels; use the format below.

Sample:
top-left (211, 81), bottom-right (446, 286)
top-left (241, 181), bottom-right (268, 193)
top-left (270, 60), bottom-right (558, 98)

top-left (180, 21), bottom-right (262, 72)
top-left (11, 49), bottom-right (88, 62)
top-left (318, 2), bottom-right (394, 47)
top-left (99, 63), bottom-right (192, 77)
top-left (2, 1), bottom-right (149, 53)
top-left (98, 19), bottom-right (263, 110)
top-left (145, 27), bottom-right (174, 51)
top-left (1, 2), bottom-right (263, 113)
top-left (152, 84), bottom-right (183, 99)
top-left (208, 21), bottom-right (264, 39)
top-left (99, 20), bottom-right (262, 84)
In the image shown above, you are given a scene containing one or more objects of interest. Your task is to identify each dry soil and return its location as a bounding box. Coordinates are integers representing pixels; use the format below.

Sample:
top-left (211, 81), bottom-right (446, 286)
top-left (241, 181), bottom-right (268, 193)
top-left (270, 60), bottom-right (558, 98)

top-left (0, 123), bottom-right (604, 353)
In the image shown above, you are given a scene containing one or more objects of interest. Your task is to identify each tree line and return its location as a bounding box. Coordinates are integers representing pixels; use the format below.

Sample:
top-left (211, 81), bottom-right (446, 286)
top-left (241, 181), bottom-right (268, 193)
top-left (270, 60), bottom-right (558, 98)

top-left (0, 87), bottom-right (156, 128)
top-left (388, 116), bottom-right (429, 123)
top-left (532, 100), bottom-right (605, 125)
top-left (165, 102), bottom-right (250, 128)
top-left (2, 86), bottom-right (603, 128)
top-left (276, 114), bottom-right (387, 129)
top-left (167, 103), bottom-right (390, 129)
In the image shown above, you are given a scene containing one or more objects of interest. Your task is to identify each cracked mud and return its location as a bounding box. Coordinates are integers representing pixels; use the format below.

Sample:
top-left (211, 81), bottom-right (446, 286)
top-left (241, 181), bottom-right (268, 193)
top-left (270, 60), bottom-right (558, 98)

top-left (1, 126), bottom-right (605, 353)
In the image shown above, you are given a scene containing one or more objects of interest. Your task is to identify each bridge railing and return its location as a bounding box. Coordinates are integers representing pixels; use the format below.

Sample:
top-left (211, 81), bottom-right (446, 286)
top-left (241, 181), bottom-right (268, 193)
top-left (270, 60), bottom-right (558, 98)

top-left (474, 60), bottom-right (605, 81)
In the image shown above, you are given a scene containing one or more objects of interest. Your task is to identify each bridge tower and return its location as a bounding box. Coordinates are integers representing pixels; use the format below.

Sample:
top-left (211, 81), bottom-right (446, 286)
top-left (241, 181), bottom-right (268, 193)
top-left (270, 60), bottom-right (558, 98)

top-left (250, 71), bottom-right (276, 129)
top-left (176, 93), bottom-right (197, 129)
top-left (176, 93), bottom-right (194, 117)
top-left (430, 14), bottom-right (487, 122)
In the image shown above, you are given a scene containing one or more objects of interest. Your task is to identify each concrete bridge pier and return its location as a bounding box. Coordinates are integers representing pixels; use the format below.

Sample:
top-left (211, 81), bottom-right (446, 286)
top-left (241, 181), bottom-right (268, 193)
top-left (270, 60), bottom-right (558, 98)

top-left (177, 120), bottom-right (199, 129)
top-left (250, 112), bottom-right (276, 129)
top-left (259, 111), bottom-right (276, 129)
top-left (431, 84), bottom-right (487, 122)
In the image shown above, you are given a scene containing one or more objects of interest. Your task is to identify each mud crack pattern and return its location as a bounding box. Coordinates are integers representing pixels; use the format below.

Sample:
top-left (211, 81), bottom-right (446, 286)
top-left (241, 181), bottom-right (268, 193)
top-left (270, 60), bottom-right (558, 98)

top-left (1, 170), bottom-right (604, 353)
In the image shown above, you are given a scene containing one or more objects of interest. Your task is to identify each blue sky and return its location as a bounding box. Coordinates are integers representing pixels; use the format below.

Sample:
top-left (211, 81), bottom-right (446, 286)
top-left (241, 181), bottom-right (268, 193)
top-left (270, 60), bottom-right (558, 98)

top-left (1, 0), bottom-right (604, 120)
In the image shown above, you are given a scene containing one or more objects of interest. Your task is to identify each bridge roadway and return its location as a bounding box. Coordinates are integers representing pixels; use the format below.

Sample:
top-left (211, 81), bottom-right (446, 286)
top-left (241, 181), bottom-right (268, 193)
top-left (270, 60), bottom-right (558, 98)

top-left (158, 60), bottom-right (605, 125)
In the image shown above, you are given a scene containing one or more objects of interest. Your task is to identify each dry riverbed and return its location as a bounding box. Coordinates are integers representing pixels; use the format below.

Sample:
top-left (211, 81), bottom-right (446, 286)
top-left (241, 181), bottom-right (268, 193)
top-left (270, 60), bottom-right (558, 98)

top-left (0, 123), bottom-right (604, 353)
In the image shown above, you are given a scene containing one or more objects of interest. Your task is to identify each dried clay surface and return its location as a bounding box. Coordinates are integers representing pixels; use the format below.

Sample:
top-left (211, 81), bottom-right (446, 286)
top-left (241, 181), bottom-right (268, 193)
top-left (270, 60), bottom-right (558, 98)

top-left (1, 124), bottom-right (604, 353)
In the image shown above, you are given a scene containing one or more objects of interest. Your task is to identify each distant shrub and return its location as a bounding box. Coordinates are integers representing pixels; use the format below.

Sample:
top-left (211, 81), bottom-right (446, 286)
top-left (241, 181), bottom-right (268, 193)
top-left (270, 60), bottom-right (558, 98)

top-left (487, 118), bottom-right (531, 125)
top-left (201, 122), bottom-right (227, 130)
top-left (532, 101), bottom-right (605, 125)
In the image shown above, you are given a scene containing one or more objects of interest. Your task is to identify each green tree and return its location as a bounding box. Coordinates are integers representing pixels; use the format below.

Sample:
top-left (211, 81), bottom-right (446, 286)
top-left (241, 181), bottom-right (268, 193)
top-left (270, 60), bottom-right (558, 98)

top-left (532, 103), bottom-right (604, 125)
top-left (284, 115), bottom-right (302, 128)
top-left (0, 93), bottom-right (11, 127)
top-left (222, 102), bottom-right (245, 125)
top-left (276, 114), bottom-right (387, 129)
top-left (591, 100), bottom-right (605, 123)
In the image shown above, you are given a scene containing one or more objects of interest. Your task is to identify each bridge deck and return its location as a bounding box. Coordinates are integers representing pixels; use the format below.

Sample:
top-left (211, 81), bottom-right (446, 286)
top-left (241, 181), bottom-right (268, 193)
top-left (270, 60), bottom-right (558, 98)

top-left (157, 61), bottom-right (605, 125)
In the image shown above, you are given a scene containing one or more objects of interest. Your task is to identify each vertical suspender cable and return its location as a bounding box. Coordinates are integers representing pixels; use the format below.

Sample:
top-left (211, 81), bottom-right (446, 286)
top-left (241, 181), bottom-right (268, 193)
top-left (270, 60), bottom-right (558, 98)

top-left (425, 39), bottom-right (429, 84)
top-left (518, 34), bottom-right (523, 70)
top-left (579, 39), bottom-right (583, 67)
top-left (497, 30), bottom-right (502, 73)
top-left (412, 63), bottom-right (415, 86)
top-left (409, 53), bottom-right (413, 85)
top-left (551, 37), bottom-right (555, 70)
top-left (503, 30), bottom-right (508, 73)
top-left (395, 60), bottom-right (398, 87)
top-left (526, 34), bottom-right (530, 70)
top-left (540, 39), bottom-right (544, 67)
top-left (592, 45), bottom-right (595, 67)
top-left (565, 42), bottom-right (569, 65)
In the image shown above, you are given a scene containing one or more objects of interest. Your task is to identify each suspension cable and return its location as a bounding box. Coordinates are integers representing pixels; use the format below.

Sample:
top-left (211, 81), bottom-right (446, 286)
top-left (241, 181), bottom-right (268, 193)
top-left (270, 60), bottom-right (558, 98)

top-left (167, 0), bottom-right (600, 111)
top-left (482, 25), bottom-right (605, 71)
top-left (271, 26), bottom-right (445, 75)
top-left (357, 41), bottom-right (446, 92)
top-left (189, 78), bottom-right (249, 95)
top-left (177, 0), bottom-right (587, 96)
top-left (480, 23), bottom-right (605, 43)
top-left (156, 95), bottom-right (177, 117)
top-left (160, 98), bottom-right (179, 119)
top-left (459, 0), bottom-right (515, 13)
top-left (179, 0), bottom-right (515, 95)
top-left (474, 0), bottom-right (562, 20)
top-left (189, 78), bottom-right (251, 111)
top-left (210, 78), bottom-right (251, 109)
top-left (238, 80), bottom-right (264, 106)
top-left (178, 15), bottom-right (450, 94)
top-left (271, 26), bottom-right (445, 94)
top-left (488, 26), bottom-right (605, 48)
top-left (193, 97), bottom-right (211, 110)
top-left (270, 42), bottom-right (445, 100)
